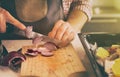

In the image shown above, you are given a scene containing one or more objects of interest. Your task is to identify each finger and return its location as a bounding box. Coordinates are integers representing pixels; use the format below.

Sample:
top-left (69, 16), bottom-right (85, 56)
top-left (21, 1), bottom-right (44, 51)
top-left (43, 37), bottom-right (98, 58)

top-left (60, 31), bottom-right (74, 47)
top-left (61, 27), bottom-right (74, 42)
top-left (1, 8), bottom-right (26, 30)
top-left (54, 22), bottom-right (69, 40)
top-left (6, 12), bottom-right (26, 30)
top-left (0, 13), bottom-right (6, 33)
top-left (49, 20), bottom-right (64, 38)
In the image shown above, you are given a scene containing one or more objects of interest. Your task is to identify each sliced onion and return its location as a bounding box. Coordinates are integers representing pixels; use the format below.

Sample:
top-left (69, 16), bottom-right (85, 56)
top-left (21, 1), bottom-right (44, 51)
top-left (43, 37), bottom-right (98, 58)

top-left (25, 49), bottom-right (38, 56)
top-left (37, 47), bottom-right (49, 53)
top-left (44, 42), bottom-right (58, 51)
top-left (41, 51), bottom-right (54, 57)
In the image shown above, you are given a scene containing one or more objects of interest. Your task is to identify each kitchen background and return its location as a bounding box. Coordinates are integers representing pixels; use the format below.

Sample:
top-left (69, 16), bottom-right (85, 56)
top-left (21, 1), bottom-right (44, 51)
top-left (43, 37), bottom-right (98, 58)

top-left (81, 0), bottom-right (120, 33)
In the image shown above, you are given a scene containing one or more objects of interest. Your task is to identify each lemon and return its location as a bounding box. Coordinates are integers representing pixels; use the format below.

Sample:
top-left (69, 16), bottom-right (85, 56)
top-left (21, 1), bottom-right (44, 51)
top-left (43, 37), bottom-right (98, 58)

top-left (96, 47), bottom-right (109, 59)
top-left (112, 58), bottom-right (120, 77)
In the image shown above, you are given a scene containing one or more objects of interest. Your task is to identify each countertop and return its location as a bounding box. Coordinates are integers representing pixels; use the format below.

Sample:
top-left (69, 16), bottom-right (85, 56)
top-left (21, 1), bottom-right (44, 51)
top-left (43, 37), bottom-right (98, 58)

top-left (82, 7), bottom-right (120, 33)
top-left (1, 33), bottom-right (96, 77)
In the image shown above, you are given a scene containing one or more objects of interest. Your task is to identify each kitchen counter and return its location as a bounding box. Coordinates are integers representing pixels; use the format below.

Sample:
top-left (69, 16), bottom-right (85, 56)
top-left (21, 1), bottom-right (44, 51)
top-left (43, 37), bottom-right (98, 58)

top-left (1, 33), bottom-right (96, 77)
top-left (82, 7), bottom-right (120, 33)
top-left (93, 7), bottom-right (120, 18)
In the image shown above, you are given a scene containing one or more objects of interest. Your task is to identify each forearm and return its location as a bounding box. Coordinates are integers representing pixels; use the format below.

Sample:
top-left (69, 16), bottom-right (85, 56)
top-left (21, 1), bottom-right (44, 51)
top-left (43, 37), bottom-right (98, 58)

top-left (67, 9), bottom-right (87, 33)
top-left (65, 0), bottom-right (92, 33)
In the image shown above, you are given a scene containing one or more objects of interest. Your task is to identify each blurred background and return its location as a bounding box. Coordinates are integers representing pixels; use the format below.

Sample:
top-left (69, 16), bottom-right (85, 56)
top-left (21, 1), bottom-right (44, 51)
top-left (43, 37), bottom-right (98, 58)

top-left (81, 0), bottom-right (120, 33)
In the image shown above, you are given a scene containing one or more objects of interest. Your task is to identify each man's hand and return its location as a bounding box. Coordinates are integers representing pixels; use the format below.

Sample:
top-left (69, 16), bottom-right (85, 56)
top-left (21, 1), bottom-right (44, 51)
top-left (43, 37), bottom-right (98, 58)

top-left (0, 8), bottom-right (26, 33)
top-left (48, 20), bottom-right (75, 47)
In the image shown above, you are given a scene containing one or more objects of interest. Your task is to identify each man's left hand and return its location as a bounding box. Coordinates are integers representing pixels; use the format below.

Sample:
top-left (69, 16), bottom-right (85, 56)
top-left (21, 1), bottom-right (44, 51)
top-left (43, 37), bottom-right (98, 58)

top-left (48, 20), bottom-right (75, 47)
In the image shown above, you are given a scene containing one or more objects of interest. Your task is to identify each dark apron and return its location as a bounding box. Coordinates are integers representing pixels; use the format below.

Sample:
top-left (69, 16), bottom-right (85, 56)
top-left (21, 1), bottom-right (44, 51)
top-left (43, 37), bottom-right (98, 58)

top-left (0, 0), bottom-right (64, 35)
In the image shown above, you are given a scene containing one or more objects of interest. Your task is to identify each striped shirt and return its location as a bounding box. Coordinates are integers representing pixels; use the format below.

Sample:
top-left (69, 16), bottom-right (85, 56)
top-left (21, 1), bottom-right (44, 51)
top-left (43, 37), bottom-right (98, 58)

top-left (63, 0), bottom-right (92, 20)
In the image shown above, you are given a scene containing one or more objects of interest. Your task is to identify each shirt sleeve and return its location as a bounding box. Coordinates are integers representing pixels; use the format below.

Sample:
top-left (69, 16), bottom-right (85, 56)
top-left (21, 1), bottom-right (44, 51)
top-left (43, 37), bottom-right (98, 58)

top-left (70, 0), bottom-right (93, 21)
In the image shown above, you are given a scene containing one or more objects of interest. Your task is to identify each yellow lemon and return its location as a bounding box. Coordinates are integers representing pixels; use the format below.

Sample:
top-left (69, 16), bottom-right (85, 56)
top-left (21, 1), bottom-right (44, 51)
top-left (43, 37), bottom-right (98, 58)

top-left (96, 47), bottom-right (109, 59)
top-left (112, 58), bottom-right (120, 77)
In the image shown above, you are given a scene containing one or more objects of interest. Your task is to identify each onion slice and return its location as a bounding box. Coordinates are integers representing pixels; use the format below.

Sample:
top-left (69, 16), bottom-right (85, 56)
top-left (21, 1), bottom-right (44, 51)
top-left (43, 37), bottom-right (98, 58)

top-left (25, 49), bottom-right (38, 56)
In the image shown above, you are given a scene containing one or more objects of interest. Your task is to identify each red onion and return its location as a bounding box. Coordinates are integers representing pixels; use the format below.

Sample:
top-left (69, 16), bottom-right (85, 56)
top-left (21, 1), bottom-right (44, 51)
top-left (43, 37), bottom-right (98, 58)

top-left (2, 51), bottom-right (26, 66)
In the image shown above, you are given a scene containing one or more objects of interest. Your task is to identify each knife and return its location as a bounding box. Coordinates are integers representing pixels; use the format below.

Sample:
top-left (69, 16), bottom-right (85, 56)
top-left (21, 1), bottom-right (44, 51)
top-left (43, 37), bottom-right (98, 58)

top-left (25, 26), bottom-right (61, 46)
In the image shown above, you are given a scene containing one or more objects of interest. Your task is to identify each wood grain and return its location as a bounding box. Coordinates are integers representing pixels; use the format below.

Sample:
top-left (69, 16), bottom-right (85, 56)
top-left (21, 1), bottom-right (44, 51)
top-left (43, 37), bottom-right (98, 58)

top-left (20, 44), bottom-right (85, 77)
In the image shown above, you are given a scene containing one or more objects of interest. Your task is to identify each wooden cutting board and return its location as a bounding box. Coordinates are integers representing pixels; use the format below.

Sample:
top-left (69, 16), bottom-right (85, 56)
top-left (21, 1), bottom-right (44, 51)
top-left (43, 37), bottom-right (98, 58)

top-left (20, 44), bottom-right (85, 77)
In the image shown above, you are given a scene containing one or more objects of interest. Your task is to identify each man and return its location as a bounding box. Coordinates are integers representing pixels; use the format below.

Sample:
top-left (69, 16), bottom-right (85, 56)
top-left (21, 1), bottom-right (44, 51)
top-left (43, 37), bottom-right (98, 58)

top-left (0, 0), bottom-right (92, 47)
top-left (0, 1), bottom-right (92, 76)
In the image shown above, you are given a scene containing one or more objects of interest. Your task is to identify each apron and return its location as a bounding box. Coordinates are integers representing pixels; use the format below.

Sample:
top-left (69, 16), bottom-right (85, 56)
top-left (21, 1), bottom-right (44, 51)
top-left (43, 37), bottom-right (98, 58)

top-left (0, 0), bottom-right (64, 35)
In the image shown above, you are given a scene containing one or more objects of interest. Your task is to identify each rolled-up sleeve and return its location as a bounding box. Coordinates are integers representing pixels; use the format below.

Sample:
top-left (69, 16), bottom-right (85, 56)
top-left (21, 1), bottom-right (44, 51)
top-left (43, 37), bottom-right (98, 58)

top-left (70, 0), bottom-right (93, 21)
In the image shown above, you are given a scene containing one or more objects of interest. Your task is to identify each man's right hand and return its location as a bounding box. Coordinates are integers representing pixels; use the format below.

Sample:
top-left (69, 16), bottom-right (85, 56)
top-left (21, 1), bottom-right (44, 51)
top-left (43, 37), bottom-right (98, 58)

top-left (0, 7), bottom-right (26, 33)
